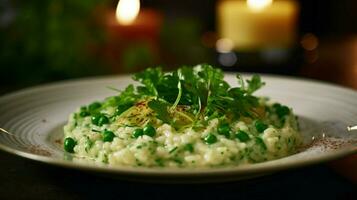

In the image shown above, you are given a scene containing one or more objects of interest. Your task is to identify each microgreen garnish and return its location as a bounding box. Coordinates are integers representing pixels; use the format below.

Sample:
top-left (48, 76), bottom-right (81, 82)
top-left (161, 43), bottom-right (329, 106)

top-left (100, 64), bottom-right (265, 129)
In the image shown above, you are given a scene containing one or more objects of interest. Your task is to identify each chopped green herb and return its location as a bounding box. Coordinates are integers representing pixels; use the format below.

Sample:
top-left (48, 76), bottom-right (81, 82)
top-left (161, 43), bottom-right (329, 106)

top-left (255, 137), bottom-right (267, 150)
top-left (184, 143), bottom-right (194, 152)
top-left (169, 146), bottom-right (178, 154)
top-left (173, 158), bottom-right (183, 164)
top-left (155, 158), bottom-right (164, 167)
top-left (102, 154), bottom-right (108, 164)
top-left (85, 136), bottom-right (93, 152)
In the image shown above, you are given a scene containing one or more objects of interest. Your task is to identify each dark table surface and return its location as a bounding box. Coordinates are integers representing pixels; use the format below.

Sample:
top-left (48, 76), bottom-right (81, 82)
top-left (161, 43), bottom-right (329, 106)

top-left (0, 149), bottom-right (355, 200)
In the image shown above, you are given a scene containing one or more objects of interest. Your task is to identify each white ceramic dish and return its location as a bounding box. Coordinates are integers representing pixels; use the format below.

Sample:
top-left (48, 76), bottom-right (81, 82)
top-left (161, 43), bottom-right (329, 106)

top-left (0, 74), bottom-right (356, 183)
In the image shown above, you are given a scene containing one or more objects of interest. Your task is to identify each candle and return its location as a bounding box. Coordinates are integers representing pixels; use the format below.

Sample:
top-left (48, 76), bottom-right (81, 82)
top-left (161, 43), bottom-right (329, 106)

top-left (106, 0), bottom-right (162, 43)
top-left (104, 0), bottom-right (162, 72)
top-left (217, 0), bottom-right (299, 50)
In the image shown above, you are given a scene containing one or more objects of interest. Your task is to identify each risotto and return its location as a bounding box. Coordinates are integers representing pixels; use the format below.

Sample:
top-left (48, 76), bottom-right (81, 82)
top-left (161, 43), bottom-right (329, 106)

top-left (63, 65), bottom-right (302, 168)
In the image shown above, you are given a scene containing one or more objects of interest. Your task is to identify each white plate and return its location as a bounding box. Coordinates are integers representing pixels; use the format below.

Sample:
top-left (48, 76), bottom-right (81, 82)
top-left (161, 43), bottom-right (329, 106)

top-left (0, 74), bottom-right (356, 183)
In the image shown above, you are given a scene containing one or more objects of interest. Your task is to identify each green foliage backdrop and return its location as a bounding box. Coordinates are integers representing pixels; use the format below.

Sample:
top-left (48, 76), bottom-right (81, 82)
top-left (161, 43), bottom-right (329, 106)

top-left (0, 0), bottom-right (213, 90)
top-left (0, 0), bottom-right (111, 87)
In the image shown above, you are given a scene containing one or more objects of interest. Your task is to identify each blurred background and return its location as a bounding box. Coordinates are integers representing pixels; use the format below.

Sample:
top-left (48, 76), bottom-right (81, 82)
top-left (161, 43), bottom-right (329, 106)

top-left (1, 0), bottom-right (357, 93)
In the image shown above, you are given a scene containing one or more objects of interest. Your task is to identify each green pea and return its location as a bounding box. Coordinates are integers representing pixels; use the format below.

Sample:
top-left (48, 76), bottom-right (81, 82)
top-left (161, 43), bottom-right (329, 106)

top-left (64, 137), bottom-right (77, 153)
top-left (204, 134), bottom-right (217, 144)
top-left (132, 128), bottom-right (144, 138)
top-left (235, 130), bottom-right (250, 142)
top-left (79, 111), bottom-right (90, 117)
top-left (255, 120), bottom-right (268, 133)
top-left (143, 125), bottom-right (156, 137)
top-left (97, 115), bottom-right (109, 126)
top-left (276, 105), bottom-right (290, 118)
top-left (217, 123), bottom-right (231, 138)
top-left (102, 130), bottom-right (115, 142)
top-left (88, 102), bottom-right (101, 112)
top-left (91, 115), bottom-right (101, 125)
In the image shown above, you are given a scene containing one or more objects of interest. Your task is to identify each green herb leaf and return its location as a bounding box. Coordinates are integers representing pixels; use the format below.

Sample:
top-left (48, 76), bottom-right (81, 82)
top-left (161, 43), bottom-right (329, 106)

top-left (133, 68), bottom-right (162, 96)
top-left (148, 99), bottom-right (172, 124)
top-left (246, 75), bottom-right (265, 94)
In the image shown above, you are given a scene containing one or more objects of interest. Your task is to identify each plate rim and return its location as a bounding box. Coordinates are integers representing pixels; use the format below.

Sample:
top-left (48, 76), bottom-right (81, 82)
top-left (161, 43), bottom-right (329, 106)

top-left (0, 139), bottom-right (355, 177)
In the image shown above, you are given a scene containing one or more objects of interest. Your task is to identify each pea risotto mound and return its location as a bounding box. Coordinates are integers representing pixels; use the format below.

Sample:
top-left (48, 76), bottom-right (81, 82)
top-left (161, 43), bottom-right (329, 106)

top-left (64, 65), bottom-right (302, 168)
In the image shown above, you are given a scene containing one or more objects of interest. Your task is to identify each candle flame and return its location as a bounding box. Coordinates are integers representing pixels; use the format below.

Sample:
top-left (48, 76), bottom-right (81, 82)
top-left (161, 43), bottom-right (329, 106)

top-left (116, 0), bottom-right (140, 25)
top-left (247, 0), bottom-right (273, 12)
